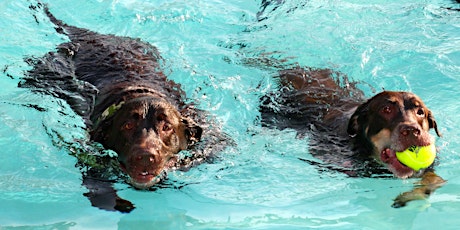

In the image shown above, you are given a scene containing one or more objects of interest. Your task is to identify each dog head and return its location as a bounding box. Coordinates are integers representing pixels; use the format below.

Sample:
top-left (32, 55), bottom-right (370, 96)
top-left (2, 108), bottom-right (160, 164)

top-left (92, 96), bottom-right (202, 189)
top-left (347, 91), bottom-right (441, 178)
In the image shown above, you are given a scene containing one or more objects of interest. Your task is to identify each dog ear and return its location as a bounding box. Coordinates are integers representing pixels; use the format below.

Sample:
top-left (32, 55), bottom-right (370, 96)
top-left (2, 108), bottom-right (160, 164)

top-left (347, 101), bottom-right (370, 136)
top-left (181, 117), bottom-right (203, 147)
top-left (427, 110), bottom-right (442, 137)
top-left (90, 119), bottom-right (112, 143)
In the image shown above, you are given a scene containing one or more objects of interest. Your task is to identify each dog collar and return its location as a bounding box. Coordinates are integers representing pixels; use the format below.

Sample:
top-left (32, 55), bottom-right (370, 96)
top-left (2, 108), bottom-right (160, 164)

top-left (93, 101), bottom-right (125, 127)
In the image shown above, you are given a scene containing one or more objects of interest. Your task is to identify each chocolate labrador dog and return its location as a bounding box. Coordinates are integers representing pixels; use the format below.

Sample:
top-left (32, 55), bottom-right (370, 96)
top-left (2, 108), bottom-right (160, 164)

top-left (260, 67), bottom-right (445, 207)
top-left (21, 4), bottom-right (228, 212)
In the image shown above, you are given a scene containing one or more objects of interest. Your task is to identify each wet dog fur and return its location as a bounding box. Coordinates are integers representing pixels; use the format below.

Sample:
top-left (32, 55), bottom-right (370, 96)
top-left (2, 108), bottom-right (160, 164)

top-left (22, 5), bottom-right (228, 212)
top-left (260, 67), bottom-right (445, 207)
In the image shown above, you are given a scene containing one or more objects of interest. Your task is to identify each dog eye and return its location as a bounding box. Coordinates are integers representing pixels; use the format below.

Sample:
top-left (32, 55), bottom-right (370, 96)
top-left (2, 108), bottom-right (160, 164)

top-left (381, 105), bottom-right (392, 114)
top-left (416, 108), bottom-right (425, 116)
top-left (122, 121), bottom-right (135, 130)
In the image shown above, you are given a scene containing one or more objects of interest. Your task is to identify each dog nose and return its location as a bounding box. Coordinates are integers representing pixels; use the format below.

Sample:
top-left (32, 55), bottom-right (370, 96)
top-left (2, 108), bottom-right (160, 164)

top-left (134, 152), bottom-right (156, 165)
top-left (400, 124), bottom-right (421, 137)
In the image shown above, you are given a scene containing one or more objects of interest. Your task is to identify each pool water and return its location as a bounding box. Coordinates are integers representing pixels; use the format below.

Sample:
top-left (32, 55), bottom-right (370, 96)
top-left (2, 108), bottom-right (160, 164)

top-left (1, 0), bottom-right (459, 229)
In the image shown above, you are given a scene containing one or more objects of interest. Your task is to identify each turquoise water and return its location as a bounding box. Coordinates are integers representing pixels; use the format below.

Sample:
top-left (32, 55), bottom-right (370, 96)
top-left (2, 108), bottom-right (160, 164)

top-left (1, 0), bottom-right (459, 229)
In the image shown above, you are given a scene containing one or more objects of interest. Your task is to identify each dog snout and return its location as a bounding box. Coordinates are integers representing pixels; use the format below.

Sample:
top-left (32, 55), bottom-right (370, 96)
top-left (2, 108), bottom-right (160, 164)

top-left (399, 124), bottom-right (421, 137)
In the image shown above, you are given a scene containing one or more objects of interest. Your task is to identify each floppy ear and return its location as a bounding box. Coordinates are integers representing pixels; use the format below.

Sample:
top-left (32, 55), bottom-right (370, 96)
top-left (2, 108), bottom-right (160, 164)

top-left (90, 118), bottom-right (113, 143)
top-left (181, 117), bottom-right (203, 147)
top-left (347, 101), bottom-right (370, 136)
top-left (427, 110), bottom-right (442, 137)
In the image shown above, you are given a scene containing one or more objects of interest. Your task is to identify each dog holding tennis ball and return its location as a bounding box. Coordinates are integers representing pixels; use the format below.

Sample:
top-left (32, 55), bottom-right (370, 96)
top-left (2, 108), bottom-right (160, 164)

top-left (338, 90), bottom-right (445, 208)
top-left (260, 67), bottom-right (446, 208)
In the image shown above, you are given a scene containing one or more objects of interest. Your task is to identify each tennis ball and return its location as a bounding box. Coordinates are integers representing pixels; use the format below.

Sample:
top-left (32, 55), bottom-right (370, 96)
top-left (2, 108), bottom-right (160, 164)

top-left (396, 144), bottom-right (436, 171)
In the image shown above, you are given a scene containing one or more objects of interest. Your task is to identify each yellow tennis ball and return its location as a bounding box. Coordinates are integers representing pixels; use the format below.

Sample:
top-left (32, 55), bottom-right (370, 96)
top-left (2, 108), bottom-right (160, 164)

top-left (396, 144), bottom-right (436, 171)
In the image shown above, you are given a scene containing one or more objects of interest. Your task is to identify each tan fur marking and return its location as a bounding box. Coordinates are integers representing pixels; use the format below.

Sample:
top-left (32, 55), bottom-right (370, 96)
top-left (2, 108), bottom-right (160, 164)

top-left (370, 128), bottom-right (392, 158)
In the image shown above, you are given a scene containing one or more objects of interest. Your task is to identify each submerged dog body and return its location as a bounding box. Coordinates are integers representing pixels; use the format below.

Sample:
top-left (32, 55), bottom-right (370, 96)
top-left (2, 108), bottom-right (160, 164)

top-left (260, 67), bottom-right (446, 207)
top-left (22, 6), bottom-right (227, 212)
top-left (260, 67), bottom-right (441, 179)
